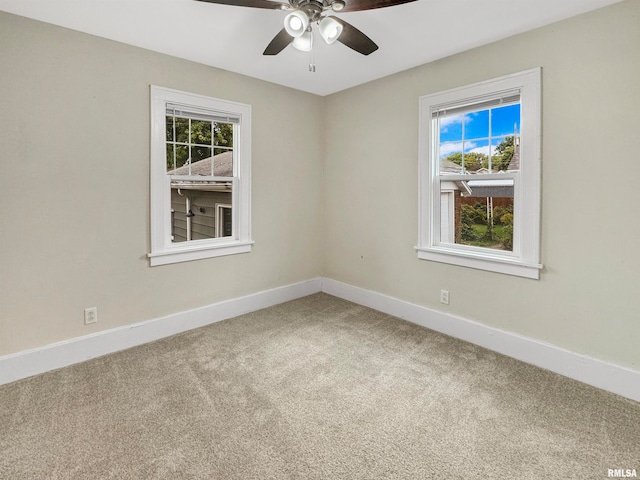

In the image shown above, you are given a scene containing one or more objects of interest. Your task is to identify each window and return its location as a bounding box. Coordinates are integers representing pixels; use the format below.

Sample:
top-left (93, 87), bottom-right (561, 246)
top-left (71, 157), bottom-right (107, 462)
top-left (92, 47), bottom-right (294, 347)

top-left (215, 204), bottom-right (232, 238)
top-left (149, 86), bottom-right (252, 266)
top-left (417, 69), bottom-right (541, 279)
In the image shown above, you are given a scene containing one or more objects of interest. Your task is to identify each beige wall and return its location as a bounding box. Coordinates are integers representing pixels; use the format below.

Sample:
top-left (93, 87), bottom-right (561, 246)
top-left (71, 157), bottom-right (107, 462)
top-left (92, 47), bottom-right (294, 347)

top-left (323, 0), bottom-right (640, 370)
top-left (2, 1), bottom-right (639, 373)
top-left (0, 13), bottom-right (324, 355)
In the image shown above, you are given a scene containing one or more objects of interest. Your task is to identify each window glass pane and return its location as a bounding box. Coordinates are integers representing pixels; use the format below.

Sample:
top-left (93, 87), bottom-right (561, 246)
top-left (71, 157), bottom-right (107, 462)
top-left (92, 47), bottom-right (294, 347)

top-left (463, 140), bottom-right (489, 173)
top-left (491, 104), bottom-right (520, 137)
top-left (213, 150), bottom-right (233, 177)
top-left (464, 109), bottom-right (489, 140)
top-left (173, 117), bottom-right (190, 143)
top-left (170, 182), bottom-right (233, 243)
top-left (491, 136), bottom-right (518, 172)
top-left (191, 120), bottom-right (212, 146)
top-left (213, 147), bottom-right (231, 158)
top-left (191, 146), bottom-right (212, 165)
top-left (439, 179), bottom-right (514, 251)
top-left (166, 146), bottom-right (189, 173)
top-left (165, 117), bottom-right (174, 142)
top-left (438, 114), bottom-right (463, 142)
top-left (213, 122), bottom-right (234, 148)
top-left (439, 143), bottom-right (463, 174)
top-left (167, 145), bottom-right (188, 172)
top-left (166, 144), bottom-right (175, 172)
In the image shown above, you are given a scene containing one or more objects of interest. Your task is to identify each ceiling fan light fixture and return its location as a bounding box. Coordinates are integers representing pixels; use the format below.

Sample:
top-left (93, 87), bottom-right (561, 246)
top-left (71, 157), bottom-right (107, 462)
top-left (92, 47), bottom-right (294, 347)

top-left (284, 10), bottom-right (309, 37)
top-left (331, 0), bottom-right (346, 11)
top-left (319, 16), bottom-right (343, 44)
top-left (292, 29), bottom-right (313, 51)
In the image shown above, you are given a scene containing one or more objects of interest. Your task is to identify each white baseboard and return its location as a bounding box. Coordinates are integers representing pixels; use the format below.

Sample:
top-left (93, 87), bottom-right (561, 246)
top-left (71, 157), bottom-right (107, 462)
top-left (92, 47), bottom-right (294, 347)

top-left (0, 278), bottom-right (322, 386)
top-left (321, 278), bottom-right (640, 403)
top-left (3, 276), bottom-right (638, 403)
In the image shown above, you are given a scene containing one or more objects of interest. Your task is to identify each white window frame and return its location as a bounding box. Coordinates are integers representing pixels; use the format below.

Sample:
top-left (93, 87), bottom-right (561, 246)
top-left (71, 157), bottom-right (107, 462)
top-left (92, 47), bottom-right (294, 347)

top-left (416, 68), bottom-right (542, 279)
top-left (148, 86), bottom-right (252, 266)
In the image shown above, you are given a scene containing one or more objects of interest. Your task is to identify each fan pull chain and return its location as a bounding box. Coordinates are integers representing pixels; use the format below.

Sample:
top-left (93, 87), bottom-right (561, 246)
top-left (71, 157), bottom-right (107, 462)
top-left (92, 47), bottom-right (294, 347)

top-left (309, 48), bottom-right (316, 73)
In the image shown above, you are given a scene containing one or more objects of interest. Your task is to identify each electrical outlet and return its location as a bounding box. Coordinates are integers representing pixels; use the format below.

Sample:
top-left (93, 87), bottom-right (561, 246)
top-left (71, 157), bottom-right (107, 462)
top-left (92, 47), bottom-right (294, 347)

top-left (84, 307), bottom-right (98, 325)
top-left (440, 290), bottom-right (450, 305)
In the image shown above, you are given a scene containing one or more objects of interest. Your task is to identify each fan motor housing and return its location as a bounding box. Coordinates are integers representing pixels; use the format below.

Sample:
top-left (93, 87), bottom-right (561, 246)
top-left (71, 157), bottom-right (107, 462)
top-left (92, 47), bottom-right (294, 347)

top-left (290, 0), bottom-right (346, 20)
top-left (290, 0), bottom-right (323, 21)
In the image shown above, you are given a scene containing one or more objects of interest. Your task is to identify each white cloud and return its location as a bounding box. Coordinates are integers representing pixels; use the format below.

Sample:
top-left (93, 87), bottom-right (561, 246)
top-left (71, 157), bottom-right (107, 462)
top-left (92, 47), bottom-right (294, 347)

top-left (468, 145), bottom-right (497, 156)
top-left (441, 142), bottom-right (499, 158)
top-left (440, 141), bottom-right (469, 157)
top-left (439, 113), bottom-right (473, 132)
top-left (439, 115), bottom-right (463, 129)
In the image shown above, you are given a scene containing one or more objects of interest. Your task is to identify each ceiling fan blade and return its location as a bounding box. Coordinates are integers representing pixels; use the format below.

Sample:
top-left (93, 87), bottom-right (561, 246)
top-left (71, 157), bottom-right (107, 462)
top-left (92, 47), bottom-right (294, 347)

top-left (195, 0), bottom-right (289, 10)
top-left (263, 28), bottom-right (293, 55)
top-left (340, 0), bottom-right (417, 12)
top-left (329, 16), bottom-right (378, 56)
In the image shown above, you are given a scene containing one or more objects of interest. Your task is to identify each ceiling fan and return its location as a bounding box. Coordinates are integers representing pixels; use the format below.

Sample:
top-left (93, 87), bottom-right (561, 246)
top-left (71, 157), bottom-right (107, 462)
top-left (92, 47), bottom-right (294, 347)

top-left (195, 0), bottom-right (418, 56)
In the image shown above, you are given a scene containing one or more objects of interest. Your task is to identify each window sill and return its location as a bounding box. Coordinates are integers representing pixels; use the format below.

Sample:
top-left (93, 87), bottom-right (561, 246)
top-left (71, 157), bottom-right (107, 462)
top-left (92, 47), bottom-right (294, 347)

top-left (148, 240), bottom-right (254, 266)
top-left (415, 246), bottom-right (542, 279)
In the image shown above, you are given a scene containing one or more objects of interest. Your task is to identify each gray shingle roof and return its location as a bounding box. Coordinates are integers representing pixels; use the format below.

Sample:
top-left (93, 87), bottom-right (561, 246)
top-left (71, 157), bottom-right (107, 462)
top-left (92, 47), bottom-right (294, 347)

top-left (168, 151), bottom-right (233, 177)
top-left (507, 143), bottom-right (520, 171)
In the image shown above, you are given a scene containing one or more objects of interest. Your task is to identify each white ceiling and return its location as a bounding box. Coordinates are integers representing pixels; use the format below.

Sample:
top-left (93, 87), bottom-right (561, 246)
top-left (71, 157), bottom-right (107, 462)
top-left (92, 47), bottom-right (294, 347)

top-left (0, 0), bottom-right (622, 96)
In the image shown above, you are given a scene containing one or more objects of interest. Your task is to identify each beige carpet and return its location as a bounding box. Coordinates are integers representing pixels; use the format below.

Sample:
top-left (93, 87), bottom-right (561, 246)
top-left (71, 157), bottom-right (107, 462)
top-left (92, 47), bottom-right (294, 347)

top-left (1, 293), bottom-right (638, 479)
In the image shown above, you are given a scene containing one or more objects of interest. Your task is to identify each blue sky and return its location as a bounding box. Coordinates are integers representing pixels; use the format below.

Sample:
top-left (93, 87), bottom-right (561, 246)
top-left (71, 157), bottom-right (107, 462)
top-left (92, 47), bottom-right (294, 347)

top-left (439, 104), bottom-right (520, 157)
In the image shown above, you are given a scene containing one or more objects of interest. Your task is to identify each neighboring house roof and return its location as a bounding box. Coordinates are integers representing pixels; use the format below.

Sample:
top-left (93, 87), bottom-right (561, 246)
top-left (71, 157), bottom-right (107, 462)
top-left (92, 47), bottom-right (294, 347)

top-left (507, 141), bottom-right (520, 171)
top-left (441, 147), bottom-right (518, 197)
top-left (168, 151), bottom-right (233, 177)
top-left (439, 158), bottom-right (464, 174)
top-left (168, 151), bottom-right (233, 192)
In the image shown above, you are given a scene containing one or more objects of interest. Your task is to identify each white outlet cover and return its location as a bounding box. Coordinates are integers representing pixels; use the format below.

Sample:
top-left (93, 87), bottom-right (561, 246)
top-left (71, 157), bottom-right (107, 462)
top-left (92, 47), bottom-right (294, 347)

top-left (84, 307), bottom-right (98, 325)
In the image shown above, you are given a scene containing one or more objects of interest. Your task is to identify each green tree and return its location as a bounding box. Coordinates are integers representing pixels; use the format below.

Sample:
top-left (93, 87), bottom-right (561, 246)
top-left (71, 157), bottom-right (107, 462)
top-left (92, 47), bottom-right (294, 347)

top-left (460, 205), bottom-right (480, 242)
top-left (499, 213), bottom-right (514, 250)
top-left (444, 136), bottom-right (516, 174)
top-left (493, 204), bottom-right (513, 225)
top-left (492, 136), bottom-right (515, 171)
top-left (445, 151), bottom-right (489, 172)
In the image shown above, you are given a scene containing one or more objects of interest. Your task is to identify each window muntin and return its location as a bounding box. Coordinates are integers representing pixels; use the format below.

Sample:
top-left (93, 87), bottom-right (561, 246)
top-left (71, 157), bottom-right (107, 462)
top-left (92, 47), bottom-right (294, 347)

top-left (149, 86), bottom-right (252, 266)
top-left (417, 69), bottom-right (541, 279)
